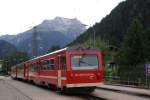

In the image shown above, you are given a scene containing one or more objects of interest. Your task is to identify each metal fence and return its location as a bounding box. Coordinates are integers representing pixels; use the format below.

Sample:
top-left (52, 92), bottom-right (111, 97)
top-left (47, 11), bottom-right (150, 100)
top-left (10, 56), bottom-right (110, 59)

top-left (102, 63), bottom-right (150, 89)
top-left (103, 76), bottom-right (150, 88)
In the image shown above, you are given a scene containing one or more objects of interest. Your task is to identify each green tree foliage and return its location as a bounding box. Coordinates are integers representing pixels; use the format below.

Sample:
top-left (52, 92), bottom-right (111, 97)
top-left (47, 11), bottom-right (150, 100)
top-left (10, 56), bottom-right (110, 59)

top-left (2, 52), bottom-right (29, 72)
top-left (72, 0), bottom-right (150, 47)
top-left (119, 18), bottom-right (144, 66)
top-left (117, 18), bottom-right (147, 81)
top-left (48, 45), bottom-right (60, 53)
top-left (9, 52), bottom-right (29, 65)
top-left (142, 28), bottom-right (150, 62)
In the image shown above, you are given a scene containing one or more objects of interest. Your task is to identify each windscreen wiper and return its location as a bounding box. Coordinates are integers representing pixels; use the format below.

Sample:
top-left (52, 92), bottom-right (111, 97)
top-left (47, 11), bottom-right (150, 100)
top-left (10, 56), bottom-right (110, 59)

top-left (79, 60), bottom-right (94, 66)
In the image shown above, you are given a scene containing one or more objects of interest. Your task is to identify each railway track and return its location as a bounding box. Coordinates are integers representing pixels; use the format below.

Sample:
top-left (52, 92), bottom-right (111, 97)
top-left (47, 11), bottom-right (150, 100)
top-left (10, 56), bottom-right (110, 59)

top-left (26, 80), bottom-right (106, 100)
top-left (4, 80), bottom-right (33, 100)
top-left (0, 79), bottom-right (32, 100)
top-left (3, 77), bottom-right (149, 100)
top-left (82, 94), bottom-right (106, 100)
top-left (2, 77), bottom-right (105, 100)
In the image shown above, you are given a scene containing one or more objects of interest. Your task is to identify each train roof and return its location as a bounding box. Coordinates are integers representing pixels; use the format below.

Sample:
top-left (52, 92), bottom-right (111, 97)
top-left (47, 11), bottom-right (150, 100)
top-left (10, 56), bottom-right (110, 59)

top-left (31, 45), bottom-right (97, 60)
top-left (30, 47), bottom-right (68, 61)
top-left (31, 45), bottom-right (98, 60)
top-left (12, 45), bottom-right (100, 67)
top-left (67, 45), bottom-right (98, 51)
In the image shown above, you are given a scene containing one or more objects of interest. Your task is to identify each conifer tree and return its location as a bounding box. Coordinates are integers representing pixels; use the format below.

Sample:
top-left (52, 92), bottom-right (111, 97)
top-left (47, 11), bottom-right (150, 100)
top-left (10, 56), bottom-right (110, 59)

top-left (143, 28), bottom-right (150, 62)
top-left (120, 18), bottom-right (143, 66)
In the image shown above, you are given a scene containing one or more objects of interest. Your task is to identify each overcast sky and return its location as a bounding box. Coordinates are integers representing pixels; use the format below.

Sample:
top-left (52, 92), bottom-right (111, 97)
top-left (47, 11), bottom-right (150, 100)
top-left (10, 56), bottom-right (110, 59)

top-left (0, 0), bottom-right (124, 36)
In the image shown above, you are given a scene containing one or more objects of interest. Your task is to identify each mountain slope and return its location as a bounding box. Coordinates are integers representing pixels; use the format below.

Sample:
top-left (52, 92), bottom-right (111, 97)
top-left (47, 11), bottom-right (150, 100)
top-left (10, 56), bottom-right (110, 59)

top-left (72, 0), bottom-right (150, 46)
top-left (0, 40), bottom-right (17, 58)
top-left (0, 17), bottom-right (86, 55)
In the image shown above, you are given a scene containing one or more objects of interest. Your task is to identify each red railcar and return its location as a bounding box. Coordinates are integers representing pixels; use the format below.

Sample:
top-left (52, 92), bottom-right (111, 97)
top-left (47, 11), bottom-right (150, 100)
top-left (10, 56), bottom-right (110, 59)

top-left (11, 45), bottom-right (103, 93)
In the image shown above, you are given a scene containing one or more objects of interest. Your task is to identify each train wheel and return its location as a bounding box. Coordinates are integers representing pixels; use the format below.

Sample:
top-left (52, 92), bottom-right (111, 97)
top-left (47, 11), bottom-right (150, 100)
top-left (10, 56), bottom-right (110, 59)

top-left (62, 87), bottom-right (95, 94)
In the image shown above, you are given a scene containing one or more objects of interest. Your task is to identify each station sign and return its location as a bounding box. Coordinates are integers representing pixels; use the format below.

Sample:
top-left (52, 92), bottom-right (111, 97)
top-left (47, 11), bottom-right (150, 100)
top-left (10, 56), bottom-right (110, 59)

top-left (145, 64), bottom-right (150, 76)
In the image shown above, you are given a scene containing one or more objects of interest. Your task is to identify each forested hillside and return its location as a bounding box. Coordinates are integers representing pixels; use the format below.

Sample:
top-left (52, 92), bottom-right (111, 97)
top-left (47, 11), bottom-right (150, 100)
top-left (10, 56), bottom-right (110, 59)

top-left (72, 0), bottom-right (150, 46)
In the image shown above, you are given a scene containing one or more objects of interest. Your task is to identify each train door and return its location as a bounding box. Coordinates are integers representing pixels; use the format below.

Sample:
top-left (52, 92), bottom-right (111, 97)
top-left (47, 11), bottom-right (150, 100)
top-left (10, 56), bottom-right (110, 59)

top-left (57, 55), bottom-right (61, 88)
top-left (24, 63), bottom-right (29, 80)
top-left (23, 64), bottom-right (25, 79)
top-left (57, 55), bottom-right (66, 88)
top-left (38, 61), bottom-right (41, 76)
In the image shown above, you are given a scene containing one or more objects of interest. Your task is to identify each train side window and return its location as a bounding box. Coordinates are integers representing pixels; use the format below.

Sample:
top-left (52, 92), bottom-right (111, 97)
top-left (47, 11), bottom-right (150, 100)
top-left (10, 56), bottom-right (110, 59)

top-left (50, 59), bottom-right (55, 70)
top-left (61, 56), bottom-right (66, 70)
top-left (41, 60), bottom-right (50, 70)
top-left (30, 63), bottom-right (37, 72)
top-left (30, 64), bottom-right (33, 71)
top-left (47, 60), bottom-right (50, 70)
top-left (34, 63), bottom-right (38, 71)
top-left (42, 61), bottom-right (47, 70)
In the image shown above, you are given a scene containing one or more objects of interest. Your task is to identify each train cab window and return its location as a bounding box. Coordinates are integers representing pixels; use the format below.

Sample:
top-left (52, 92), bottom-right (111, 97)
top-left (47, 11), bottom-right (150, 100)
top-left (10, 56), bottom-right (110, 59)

top-left (71, 54), bottom-right (98, 70)
top-left (61, 56), bottom-right (66, 70)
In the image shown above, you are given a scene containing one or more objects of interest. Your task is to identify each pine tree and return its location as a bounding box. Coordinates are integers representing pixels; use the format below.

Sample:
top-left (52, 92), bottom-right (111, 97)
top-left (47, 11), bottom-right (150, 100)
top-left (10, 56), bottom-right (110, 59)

top-left (143, 28), bottom-right (150, 62)
top-left (48, 45), bottom-right (60, 53)
top-left (120, 18), bottom-right (144, 66)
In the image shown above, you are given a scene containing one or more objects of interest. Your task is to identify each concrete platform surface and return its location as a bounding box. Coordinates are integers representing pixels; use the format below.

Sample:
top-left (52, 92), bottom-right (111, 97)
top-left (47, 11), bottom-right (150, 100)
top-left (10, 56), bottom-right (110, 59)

top-left (97, 84), bottom-right (150, 97)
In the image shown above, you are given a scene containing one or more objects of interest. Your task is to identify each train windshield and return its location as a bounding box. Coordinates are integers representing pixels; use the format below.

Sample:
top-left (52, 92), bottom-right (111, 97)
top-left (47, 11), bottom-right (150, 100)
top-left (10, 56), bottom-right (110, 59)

top-left (71, 54), bottom-right (98, 70)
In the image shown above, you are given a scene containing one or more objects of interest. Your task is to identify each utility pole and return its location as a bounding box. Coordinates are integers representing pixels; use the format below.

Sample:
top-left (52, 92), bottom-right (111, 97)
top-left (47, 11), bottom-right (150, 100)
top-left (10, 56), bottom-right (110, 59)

top-left (92, 26), bottom-right (96, 47)
top-left (32, 26), bottom-right (38, 58)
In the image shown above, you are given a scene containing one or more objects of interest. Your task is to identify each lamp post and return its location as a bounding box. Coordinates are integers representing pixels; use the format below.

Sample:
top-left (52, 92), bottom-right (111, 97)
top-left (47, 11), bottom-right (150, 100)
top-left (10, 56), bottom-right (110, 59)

top-left (82, 24), bottom-right (96, 47)
top-left (82, 24), bottom-right (92, 46)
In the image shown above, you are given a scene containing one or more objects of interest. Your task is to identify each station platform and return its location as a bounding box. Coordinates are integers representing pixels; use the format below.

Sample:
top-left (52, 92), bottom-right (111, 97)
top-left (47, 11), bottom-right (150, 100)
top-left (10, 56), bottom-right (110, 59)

top-left (97, 84), bottom-right (150, 97)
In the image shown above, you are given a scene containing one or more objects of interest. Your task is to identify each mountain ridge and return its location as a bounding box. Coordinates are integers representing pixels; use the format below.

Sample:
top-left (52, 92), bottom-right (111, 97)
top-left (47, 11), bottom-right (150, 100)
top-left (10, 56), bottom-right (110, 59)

top-left (0, 17), bottom-right (86, 56)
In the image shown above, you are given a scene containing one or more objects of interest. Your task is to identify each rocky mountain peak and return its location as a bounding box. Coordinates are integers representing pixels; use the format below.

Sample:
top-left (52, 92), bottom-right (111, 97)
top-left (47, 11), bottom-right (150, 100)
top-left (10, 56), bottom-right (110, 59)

top-left (0, 17), bottom-right (86, 56)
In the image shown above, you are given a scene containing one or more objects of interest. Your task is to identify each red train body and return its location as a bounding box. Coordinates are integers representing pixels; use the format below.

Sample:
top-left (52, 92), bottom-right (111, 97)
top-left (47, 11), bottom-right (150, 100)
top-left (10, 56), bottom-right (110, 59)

top-left (11, 45), bottom-right (103, 93)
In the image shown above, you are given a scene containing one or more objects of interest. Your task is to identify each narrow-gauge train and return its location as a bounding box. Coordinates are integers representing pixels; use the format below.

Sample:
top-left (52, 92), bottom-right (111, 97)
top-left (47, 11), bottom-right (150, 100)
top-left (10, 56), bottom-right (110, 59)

top-left (11, 45), bottom-right (103, 93)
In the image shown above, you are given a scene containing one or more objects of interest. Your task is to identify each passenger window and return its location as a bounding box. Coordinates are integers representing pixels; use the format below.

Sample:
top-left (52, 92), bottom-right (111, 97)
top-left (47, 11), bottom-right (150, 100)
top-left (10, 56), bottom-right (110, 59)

top-left (42, 62), bottom-right (47, 70)
top-left (30, 63), bottom-right (37, 72)
top-left (30, 64), bottom-right (33, 71)
top-left (47, 60), bottom-right (50, 70)
top-left (61, 56), bottom-right (66, 70)
top-left (41, 60), bottom-right (50, 70)
top-left (41, 59), bottom-right (55, 70)
top-left (50, 59), bottom-right (55, 70)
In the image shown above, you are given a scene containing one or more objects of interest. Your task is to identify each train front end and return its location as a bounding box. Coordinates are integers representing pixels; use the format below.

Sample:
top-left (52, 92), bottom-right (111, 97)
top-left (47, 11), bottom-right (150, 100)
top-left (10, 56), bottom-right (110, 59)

top-left (65, 46), bottom-right (103, 93)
